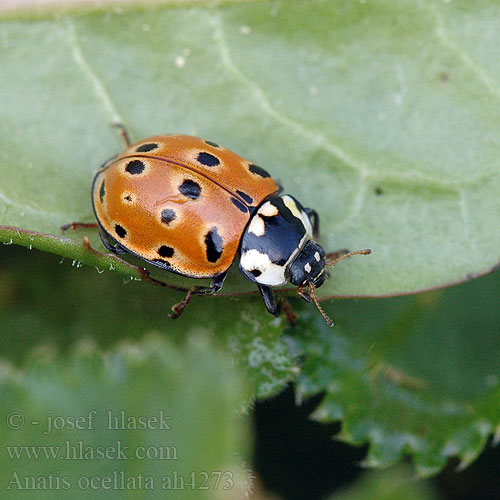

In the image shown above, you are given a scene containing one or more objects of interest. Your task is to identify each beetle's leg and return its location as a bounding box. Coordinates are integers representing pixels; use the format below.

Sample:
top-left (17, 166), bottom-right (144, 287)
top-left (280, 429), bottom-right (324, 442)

top-left (194, 271), bottom-right (227, 295)
top-left (257, 284), bottom-right (281, 317)
top-left (304, 207), bottom-right (319, 239)
top-left (169, 290), bottom-right (196, 319)
top-left (281, 298), bottom-right (298, 327)
top-left (98, 227), bottom-right (128, 255)
top-left (297, 284), bottom-right (311, 303)
top-left (169, 272), bottom-right (227, 319)
top-left (61, 222), bottom-right (128, 255)
top-left (61, 222), bottom-right (98, 232)
top-left (259, 286), bottom-right (296, 325)
top-left (112, 123), bottom-right (132, 148)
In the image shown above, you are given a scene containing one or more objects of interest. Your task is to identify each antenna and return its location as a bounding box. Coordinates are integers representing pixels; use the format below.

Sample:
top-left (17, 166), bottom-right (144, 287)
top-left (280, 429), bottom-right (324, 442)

top-left (307, 247), bottom-right (372, 327)
top-left (308, 282), bottom-right (334, 327)
top-left (326, 248), bottom-right (371, 267)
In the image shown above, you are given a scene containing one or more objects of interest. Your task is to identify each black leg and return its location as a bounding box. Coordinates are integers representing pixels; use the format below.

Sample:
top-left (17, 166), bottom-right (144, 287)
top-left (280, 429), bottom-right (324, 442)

top-left (169, 272), bottom-right (227, 319)
top-left (304, 207), bottom-right (319, 239)
top-left (257, 284), bottom-right (281, 317)
top-left (191, 271), bottom-right (227, 295)
top-left (98, 227), bottom-right (128, 255)
top-left (296, 284), bottom-right (311, 303)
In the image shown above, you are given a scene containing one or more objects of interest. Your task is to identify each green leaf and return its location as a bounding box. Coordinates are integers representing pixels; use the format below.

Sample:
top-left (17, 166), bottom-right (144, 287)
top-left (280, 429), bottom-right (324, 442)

top-left (292, 268), bottom-right (500, 476)
top-left (1, 0), bottom-right (499, 298)
top-left (0, 334), bottom-right (250, 499)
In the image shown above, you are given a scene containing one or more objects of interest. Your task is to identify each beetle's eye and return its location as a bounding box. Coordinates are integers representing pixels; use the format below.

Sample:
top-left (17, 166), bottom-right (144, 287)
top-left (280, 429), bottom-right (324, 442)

top-left (312, 269), bottom-right (327, 288)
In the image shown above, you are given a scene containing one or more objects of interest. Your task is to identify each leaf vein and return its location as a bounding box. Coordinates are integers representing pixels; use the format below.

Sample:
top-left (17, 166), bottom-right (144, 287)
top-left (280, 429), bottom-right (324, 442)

top-left (421, 0), bottom-right (500, 102)
top-left (64, 19), bottom-right (124, 124)
top-left (212, 13), bottom-right (369, 177)
top-left (213, 13), bottom-right (497, 193)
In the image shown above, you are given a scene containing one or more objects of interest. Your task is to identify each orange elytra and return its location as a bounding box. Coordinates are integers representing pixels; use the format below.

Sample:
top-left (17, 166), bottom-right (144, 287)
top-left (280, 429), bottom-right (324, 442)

top-left (92, 134), bottom-right (279, 281)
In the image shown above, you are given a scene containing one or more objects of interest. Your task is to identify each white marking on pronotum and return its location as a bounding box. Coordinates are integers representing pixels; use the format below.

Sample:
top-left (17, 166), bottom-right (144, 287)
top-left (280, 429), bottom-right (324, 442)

top-left (259, 201), bottom-right (279, 217)
top-left (282, 195), bottom-right (313, 237)
top-left (248, 215), bottom-right (265, 236)
top-left (301, 210), bottom-right (313, 237)
top-left (282, 195), bottom-right (301, 219)
top-left (282, 196), bottom-right (313, 236)
top-left (240, 249), bottom-right (286, 286)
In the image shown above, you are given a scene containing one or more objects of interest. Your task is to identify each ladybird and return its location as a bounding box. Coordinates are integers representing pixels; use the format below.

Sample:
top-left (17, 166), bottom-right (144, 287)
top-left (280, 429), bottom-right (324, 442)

top-left (91, 128), bottom-right (370, 325)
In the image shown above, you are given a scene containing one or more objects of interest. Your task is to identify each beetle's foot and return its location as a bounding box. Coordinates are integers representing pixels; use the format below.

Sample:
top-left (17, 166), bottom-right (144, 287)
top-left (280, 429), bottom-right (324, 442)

top-left (296, 285), bottom-right (311, 303)
top-left (169, 290), bottom-right (195, 319)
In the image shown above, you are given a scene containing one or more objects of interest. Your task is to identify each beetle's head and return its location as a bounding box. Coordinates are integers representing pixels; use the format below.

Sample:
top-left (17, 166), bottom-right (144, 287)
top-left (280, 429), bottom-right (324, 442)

top-left (289, 241), bottom-right (371, 327)
top-left (289, 240), bottom-right (327, 288)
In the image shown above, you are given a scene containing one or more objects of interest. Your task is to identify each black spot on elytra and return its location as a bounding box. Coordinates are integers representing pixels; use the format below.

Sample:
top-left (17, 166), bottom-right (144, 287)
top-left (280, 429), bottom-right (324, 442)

top-left (179, 179), bottom-right (201, 199)
top-left (197, 152), bottom-right (220, 167)
top-left (250, 269), bottom-right (262, 277)
top-left (205, 227), bottom-right (223, 263)
top-left (158, 245), bottom-right (174, 258)
top-left (99, 180), bottom-right (105, 203)
top-left (136, 143), bottom-right (158, 152)
top-left (248, 163), bottom-right (271, 178)
top-left (231, 197), bottom-right (247, 213)
top-left (205, 140), bottom-right (220, 148)
top-left (123, 194), bottom-right (133, 202)
top-left (236, 190), bottom-right (253, 204)
top-left (125, 159), bottom-right (145, 175)
top-left (161, 209), bottom-right (177, 225)
top-left (115, 224), bottom-right (127, 238)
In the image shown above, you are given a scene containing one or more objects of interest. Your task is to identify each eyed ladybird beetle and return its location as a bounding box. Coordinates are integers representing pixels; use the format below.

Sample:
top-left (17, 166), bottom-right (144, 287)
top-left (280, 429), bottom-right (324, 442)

top-left (91, 128), bottom-right (370, 325)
